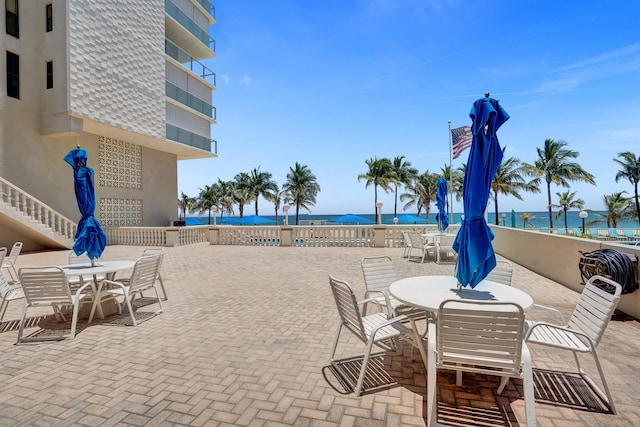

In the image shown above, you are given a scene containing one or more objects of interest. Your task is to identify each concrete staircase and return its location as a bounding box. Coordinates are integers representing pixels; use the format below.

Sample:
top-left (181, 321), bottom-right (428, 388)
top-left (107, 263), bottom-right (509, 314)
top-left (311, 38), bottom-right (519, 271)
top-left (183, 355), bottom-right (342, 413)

top-left (0, 177), bottom-right (75, 250)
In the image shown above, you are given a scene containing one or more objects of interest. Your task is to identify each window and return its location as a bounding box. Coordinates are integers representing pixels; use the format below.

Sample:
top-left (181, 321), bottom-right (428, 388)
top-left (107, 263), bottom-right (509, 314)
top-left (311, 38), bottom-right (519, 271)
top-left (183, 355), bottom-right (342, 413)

top-left (45, 3), bottom-right (52, 32)
top-left (46, 61), bottom-right (53, 89)
top-left (6, 51), bottom-right (19, 98)
top-left (6, 0), bottom-right (18, 38)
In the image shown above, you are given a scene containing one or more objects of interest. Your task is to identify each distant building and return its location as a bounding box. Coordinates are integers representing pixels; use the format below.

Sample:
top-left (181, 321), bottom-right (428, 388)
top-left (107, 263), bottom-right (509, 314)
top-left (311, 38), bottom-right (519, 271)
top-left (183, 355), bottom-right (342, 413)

top-left (0, 0), bottom-right (217, 250)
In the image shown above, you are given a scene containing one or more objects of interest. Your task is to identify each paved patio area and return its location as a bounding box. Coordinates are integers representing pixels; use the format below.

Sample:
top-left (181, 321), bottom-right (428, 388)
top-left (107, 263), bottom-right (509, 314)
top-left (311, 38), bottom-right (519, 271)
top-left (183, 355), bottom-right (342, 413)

top-left (1, 244), bottom-right (639, 426)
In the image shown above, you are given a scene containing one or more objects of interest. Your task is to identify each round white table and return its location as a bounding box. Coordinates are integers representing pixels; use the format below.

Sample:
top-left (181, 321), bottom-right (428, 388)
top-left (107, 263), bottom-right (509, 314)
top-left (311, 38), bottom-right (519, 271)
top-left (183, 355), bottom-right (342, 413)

top-left (60, 260), bottom-right (135, 278)
top-left (389, 275), bottom-right (533, 313)
top-left (61, 260), bottom-right (135, 320)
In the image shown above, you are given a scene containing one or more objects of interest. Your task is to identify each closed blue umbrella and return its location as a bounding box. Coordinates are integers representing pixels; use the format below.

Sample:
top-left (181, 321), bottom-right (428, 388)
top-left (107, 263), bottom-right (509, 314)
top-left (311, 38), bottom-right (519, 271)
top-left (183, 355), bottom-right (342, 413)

top-left (453, 94), bottom-right (509, 288)
top-left (328, 214), bottom-right (374, 224)
top-left (435, 178), bottom-right (449, 232)
top-left (383, 214), bottom-right (425, 224)
top-left (511, 209), bottom-right (516, 228)
top-left (64, 147), bottom-right (106, 261)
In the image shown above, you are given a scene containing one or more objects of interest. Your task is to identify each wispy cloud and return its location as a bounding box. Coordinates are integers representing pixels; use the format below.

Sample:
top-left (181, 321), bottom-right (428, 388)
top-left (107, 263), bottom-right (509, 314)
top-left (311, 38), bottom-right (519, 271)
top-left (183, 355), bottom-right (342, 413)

top-left (555, 43), bottom-right (640, 71)
top-left (220, 74), bottom-right (230, 85)
top-left (240, 76), bottom-right (251, 88)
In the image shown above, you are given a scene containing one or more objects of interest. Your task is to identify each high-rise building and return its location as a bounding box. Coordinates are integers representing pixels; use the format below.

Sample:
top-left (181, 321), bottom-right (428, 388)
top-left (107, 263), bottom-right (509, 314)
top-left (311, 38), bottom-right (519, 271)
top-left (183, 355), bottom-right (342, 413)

top-left (0, 0), bottom-right (217, 250)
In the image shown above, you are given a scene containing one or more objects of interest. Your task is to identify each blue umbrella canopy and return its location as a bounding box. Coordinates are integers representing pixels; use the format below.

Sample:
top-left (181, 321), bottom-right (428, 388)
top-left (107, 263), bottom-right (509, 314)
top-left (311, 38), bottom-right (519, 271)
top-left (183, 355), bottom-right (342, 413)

top-left (64, 147), bottom-right (106, 260)
top-left (328, 213), bottom-right (374, 224)
top-left (511, 209), bottom-right (517, 228)
top-left (384, 214), bottom-right (426, 224)
top-left (231, 215), bottom-right (276, 225)
top-left (453, 95), bottom-right (509, 288)
top-left (435, 178), bottom-right (449, 232)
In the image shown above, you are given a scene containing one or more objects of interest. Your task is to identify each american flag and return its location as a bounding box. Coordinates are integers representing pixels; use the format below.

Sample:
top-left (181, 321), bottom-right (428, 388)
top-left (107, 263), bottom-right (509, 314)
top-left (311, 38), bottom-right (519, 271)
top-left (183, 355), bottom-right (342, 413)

top-left (451, 126), bottom-right (473, 159)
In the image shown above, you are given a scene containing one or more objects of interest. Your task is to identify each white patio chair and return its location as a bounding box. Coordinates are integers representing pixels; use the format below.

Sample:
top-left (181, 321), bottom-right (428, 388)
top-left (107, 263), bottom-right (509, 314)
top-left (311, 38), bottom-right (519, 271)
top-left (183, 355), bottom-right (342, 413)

top-left (361, 255), bottom-right (429, 323)
top-left (434, 234), bottom-right (457, 264)
top-left (408, 232), bottom-right (435, 263)
top-left (485, 259), bottom-right (513, 286)
top-left (0, 267), bottom-right (23, 322)
top-left (141, 248), bottom-right (167, 300)
top-left (2, 241), bottom-right (22, 281)
top-left (67, 251), bottom-right (105, 287)
top-left (90, 253), bottom-right (164, 326)
top-left (401, 231), bottom-right (412, 258)
top-left (16, 266), bottom-right (93, 343)
top-left (328, 275), bottom-right (428, 396)
top-left (427, 299), bottom-right (535, 427)
top-left (524, 275), bottom-right (622, 414)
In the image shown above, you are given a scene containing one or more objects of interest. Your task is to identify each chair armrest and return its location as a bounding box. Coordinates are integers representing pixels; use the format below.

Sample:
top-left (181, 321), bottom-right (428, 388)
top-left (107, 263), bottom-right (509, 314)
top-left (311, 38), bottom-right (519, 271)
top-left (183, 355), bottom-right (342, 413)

top-left (524, 321), bottom-right (595, 347)
top-left (527, 303), bottom-right (566, 324)
top-left (357, 297), bottom-right (383, 312)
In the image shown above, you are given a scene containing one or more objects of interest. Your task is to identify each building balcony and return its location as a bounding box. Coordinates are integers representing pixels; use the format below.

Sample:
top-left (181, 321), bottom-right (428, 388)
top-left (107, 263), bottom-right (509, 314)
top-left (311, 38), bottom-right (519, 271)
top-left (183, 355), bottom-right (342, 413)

top-left (165, 0), bottom-right (216, 58)
top-left (165, 39), bottom-right (216, 87)
top-left (166, 124), bottom-right (217, 154)
top-left (166, 82), bottom-right (216, 120)
top-left (195, 0), bottom-right (216, 21)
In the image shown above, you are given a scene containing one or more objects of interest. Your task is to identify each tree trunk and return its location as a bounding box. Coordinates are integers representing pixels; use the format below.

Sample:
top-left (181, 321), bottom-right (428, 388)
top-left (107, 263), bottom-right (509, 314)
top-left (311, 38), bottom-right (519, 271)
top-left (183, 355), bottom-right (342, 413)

top-left (546, 181), bottom-right (553, 229)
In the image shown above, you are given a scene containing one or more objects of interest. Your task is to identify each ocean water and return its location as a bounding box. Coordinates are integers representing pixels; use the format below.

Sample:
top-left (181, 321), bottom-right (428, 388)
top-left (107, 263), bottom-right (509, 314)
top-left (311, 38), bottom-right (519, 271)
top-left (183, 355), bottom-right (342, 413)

top-left (187, 210), bottom-right (640, 229)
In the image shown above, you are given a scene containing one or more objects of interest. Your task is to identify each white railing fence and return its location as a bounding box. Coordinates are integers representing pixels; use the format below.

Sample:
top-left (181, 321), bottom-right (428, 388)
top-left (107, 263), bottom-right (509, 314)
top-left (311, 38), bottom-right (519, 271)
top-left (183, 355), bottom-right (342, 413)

top-left (100, 223), bottom-right (460, 248)
top-left (0, 176), bottom-right (77, 240)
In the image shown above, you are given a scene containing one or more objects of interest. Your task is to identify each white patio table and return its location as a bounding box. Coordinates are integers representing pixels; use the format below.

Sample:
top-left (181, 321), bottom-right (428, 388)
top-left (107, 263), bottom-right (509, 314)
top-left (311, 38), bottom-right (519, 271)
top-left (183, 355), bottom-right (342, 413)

top-left (389, 275), bottom-right (533, 313)
top-left (60, 260), bottom-right (135, 320)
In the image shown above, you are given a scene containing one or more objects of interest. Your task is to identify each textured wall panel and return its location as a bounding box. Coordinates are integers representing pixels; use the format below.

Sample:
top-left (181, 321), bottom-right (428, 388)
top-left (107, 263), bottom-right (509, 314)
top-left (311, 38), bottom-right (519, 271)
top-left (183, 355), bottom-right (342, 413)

top-left (68, 0), bottom-right (165, 140)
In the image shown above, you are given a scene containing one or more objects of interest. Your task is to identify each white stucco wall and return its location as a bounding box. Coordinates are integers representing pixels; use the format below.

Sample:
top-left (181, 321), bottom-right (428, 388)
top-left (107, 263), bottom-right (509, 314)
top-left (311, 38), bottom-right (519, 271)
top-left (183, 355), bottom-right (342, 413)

top-left (68, 0), bottom-right (166, 140)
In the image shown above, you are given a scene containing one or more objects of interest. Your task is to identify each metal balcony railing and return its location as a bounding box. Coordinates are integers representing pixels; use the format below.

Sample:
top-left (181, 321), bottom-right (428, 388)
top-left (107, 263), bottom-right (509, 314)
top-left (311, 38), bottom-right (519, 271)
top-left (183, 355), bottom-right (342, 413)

top-left (194, 0), bottom-right (216, 19)
top-left (165, 0), bottom-right (216, 52)
top-left (166, 124), bottom-right (217, 154)
top-left (166, 81), bottom-right (216, 119)
top-left (165, 39), bottom-right (216, 86)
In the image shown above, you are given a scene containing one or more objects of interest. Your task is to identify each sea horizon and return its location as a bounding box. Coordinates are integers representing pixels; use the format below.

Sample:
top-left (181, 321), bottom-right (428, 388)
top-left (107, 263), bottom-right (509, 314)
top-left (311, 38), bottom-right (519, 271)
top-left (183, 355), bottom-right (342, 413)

top-left (185, 210), bottom-right (640, 230)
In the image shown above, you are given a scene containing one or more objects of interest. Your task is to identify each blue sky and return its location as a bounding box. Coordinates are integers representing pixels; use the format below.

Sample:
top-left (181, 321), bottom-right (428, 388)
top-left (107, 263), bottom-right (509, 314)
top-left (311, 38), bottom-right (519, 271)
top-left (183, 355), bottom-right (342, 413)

top-left (178, 0), bottom-right (640, 217)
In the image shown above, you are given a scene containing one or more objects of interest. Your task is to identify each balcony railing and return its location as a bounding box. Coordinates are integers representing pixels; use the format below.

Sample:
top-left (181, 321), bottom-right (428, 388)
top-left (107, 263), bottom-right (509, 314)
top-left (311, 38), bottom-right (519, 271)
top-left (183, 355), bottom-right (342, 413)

top-left (165, 39), bottom-right (216, 86)
top-left (165, 0), bottom-right (216, 52)
top-left (166, 124), bottom-right (217, 154)
top-left (194, 0), bottom-right (216, 19)
top-left (166, 81), bottom-right (216, 119)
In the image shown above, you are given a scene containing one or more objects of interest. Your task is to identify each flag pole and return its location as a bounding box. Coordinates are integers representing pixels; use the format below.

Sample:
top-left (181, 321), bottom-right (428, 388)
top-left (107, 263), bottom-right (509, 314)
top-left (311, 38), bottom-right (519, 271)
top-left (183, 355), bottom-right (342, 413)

top-left (448, 120), bottom-right (453, 221)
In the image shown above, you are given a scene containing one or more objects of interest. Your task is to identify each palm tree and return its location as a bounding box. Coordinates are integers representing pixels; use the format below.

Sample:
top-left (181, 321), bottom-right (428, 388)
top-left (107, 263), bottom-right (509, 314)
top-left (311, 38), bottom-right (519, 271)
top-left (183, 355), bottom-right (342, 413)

top-left (586, 191), bottom-right (635, 228)
top-left (233, 172), bottom-right (253, 218)
top-left (439, 164), bottom-right (464, 207)
top-left (518, 213), bottom-right (535, 229)
top-left (282, 162), bottom-right (320, 225)
top-left (490, 147), bottom-right (540, 225)
top-left (613, 151), bottom-right (640, 225)
top-left (552, 190), bottom-right (584, 231)
top-left (357, 157), bottom-right (394, 218)
top-left (217, 179), bottom-right (235, 219)
top-left (521, 139), bottom-right (595, 229)
top-left (194, 184), bottom-right (219, 224)
top-left (178, 192), bottom-right (196, 221)
top-left (391, 156), bottom-right (418, 218)
top-left (399, 171), bottom-right (438, 221)
top-left (264, 186), bottom-right (284, 224)
top-left (247, 167), bottom-right (277, 216)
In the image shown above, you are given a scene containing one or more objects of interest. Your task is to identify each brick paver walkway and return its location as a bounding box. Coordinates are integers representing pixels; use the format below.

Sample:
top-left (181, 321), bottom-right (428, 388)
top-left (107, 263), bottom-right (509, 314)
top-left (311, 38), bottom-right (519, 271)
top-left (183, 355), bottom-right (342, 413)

top-left (1, 244), bottom-right (639, 426)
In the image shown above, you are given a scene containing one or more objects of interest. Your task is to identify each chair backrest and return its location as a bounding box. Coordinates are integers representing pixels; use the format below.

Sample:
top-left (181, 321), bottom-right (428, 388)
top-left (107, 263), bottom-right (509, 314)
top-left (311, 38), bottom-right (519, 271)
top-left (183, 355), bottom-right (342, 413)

top-left (402, 231), bottom-right (412, 248)
top-left (438, 234), bottom-right (456, 247)
top-left (0, 269), bottom-right (13, 297)
top-left (18, 266), bottom-right (73, 306)
top-left (437, 300), bottom-right (525, 376)
top-left (329, 275), bottom-right (366, 342)
top-left (568, 275), bottom-right (622, 347)
top-left (128, 254), bottom-right (162, 292)
top-left (142, 247), bottom-right (164, 257)
top-left (0, 247), bottom-right (6, 268)
top-left (486, 260), bottom-right (513, 286)
top-left (408, 232), bottom-right (426, 248)
top-left (6, 242), bottom-right (22, 265)
top-left (361, 256), bottom-right (397, 294)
